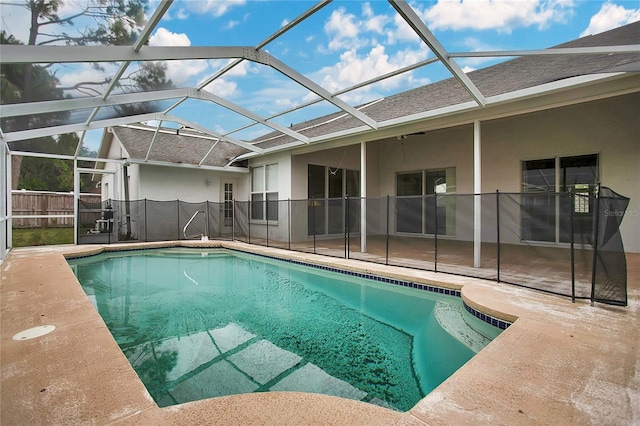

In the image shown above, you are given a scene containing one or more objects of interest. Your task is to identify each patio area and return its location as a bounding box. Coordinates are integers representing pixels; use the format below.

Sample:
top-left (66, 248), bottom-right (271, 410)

top-left (1, 241), bottom-right (638, 424)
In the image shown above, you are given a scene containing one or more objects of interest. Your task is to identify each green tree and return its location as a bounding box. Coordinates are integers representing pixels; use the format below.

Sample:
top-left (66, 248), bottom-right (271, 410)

top-left (1, 1), bottom-right (173, 190)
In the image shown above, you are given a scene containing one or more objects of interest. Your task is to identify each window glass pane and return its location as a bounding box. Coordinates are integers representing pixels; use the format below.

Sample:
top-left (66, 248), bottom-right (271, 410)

top-left (266, 192), bottom-right (278, 221)
top-left (560, 154), bottom-right (598, 191)
top-left (397, 172), bottom-right (422, 196)
top-left (522, 159), bottom-right (556, 242)
top-left (266, 164), bottom-right (278, 191)
top-left (251, 193), bottom-right (264, 220)
top-left (346, 170), bottom-right (360, 197)
top-left (328, 169), bottom-right (343, 198)
top-left (308, 164), bottom-right (325, 199)
top-left (522, 159), bottom-right (555, 192)
top-left (560, 154), bottom-right (598, 243)
top-left (397, 172), bottom-right (422, 233)
top-left (252, 166), bottom-right (264, 192)
top-left (426, 170), bottom-right (446, 195)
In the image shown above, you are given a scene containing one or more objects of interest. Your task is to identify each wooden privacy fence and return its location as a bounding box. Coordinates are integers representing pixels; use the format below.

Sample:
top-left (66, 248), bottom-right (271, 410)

top-left (12, 190), bottom-right (101, 228)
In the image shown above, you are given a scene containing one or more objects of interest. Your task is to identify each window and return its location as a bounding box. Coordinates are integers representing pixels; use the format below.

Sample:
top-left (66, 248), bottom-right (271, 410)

top-left (396, 168), bottom-right (456, 235)
top-left (521, 154), bottom-right (598, 243)
top-left (223, 183), bottom-right (233, 227)
top-left (251, 164), bottom-right (278, 221)
top-left (307, 164), bottom-right (360, 236)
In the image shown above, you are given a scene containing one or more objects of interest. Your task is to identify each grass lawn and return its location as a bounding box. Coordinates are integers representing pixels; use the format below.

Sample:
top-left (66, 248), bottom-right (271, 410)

top-left (12, 227), bottom-right (74, 248)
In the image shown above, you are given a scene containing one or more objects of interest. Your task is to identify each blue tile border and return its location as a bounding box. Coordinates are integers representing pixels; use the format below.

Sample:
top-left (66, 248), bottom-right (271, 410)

top-left (66, 245), bottom-right (511, 330)
top-left (463, 303), bottom-right (511, 330)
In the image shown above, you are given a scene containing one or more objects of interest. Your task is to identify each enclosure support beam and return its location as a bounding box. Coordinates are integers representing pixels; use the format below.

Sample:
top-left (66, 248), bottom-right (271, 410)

top-left (361, 141), bottom-right (367, 253)
top-left (6, 150), bottom-right (12, 254)
top-left (0, 141), bottom-right (7, 262)
top-left (73, 160), bottom-right (79, 245)
top-left (474, 120), bottom-right (482, 268)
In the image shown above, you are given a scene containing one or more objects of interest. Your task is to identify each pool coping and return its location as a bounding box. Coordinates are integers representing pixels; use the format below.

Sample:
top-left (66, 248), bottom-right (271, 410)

top-left (2, 240), bottom-right (639, 425)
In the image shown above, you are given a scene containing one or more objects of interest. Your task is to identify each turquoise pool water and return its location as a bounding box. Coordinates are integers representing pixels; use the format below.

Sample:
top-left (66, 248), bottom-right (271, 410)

top-left (68, 248), bottom-right (502, 412)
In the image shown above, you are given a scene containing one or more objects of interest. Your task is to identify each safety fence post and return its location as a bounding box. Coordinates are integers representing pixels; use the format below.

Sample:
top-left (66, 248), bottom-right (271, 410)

top-left (385, 195), bottom-right (390, 265)
top-left (345, 196), bottom-right (350, 259)
top-left (496, 190), bottom-right (501, 283)
top-left (266, 200), bottom-right (269, 248)
top-left (590, 183), bottom-right (601, 306)
top-left (144, 198), bottom-right (148, 242)
top-left (570, 191), bottom-right (576, 303)
top-left (288, 198), bottom-right (291, 251)
top-left (433, 195), bottom-right (438, 273)
top-left (312, 198), bottom-right (317, 254)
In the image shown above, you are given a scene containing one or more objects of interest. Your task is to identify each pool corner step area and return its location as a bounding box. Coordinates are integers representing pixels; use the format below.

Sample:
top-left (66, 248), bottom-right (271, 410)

top-left (434, 302), bottom-right (493, 353)
top-left (124, 322), bottom-right (392, 410)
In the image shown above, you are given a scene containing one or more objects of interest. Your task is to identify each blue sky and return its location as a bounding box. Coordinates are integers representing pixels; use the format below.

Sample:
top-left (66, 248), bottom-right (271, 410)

top-left (1, 1), bottom-right (639, 153)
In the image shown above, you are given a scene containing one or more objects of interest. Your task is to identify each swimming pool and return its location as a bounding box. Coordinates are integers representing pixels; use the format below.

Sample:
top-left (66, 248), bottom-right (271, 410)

top-left (68, 247), bottom-right (504, 412)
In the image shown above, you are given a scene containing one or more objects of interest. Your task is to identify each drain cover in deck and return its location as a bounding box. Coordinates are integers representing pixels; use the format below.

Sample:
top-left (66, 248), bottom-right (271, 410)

top-left (13, 325), bottom-right (56, 341)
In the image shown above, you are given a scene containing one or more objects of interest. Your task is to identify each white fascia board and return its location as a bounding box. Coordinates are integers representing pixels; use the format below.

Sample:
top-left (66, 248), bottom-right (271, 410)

top-left (484, 72), bottom-right (630, 106)
top-left (0, 45), bottom-right (251, 64)
top-left (450, 45), bottom-right (640, 58)
top-left (125, 158), bottom-right (249, 173)
top-left (193, 90), bottom-right (310, 143)
top-left (0, 88), bottom-right (192, 118)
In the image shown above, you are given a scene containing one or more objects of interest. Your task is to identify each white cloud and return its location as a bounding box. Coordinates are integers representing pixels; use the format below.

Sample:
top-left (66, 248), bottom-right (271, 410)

top-left (203, 79), bottom-right (238, 98)
top-left (362, 3), bottom-right (388, 34)
top-left (167, 60), bottom-right (209, 86)
top-left (184, 0), bottom-right (246, 17)
top-left (149, 27), bottom-right (191, 46)
top-left (314, 44), bottom-right (430, 103)
top-left (225, 20), bottom-right (240, 30)
top-left (455, 37), bottom-right (506, 68)
top-left (386, 11), bottom-right (422, 44)
top-left (176, 8), bottom-right (189, 20)
top-left (423, 0), bottom-right (576, 33)
top-left (324, 7), bottom-right (366, 50)
top-left (580, 2), bottom-right (640, 36)
top-left (148, 29), bottom-right (208, 86)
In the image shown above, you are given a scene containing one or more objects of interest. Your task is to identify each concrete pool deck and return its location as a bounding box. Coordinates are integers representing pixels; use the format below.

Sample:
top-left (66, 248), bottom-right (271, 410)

top-left (1, 241), bottom-right (638, 425)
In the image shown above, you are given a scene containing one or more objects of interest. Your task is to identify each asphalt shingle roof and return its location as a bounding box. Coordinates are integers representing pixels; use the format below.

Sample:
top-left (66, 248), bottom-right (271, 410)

top-left (252, 21), bottom-right (639, 148)
top-left (112, 21), bottom-right (638, 167)
top-left (112, 126), bottom-right (249, 167)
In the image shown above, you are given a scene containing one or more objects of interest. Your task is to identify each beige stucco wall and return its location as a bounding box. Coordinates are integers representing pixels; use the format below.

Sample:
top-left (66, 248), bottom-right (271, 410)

top-left (245, 151), bottom-right (292, 242)
top-left (302, 92), bottom-right (639, 252)
top-left (481, 93), bottom-right (639, 252)
top-left (137, 165), bottom-right (248, 203)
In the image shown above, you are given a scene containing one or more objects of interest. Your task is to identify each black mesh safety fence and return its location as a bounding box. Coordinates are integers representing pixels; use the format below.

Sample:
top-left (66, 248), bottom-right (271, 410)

top-left (77, 189), bottom-right (630, 306)
top-left (498, 192), bottom-right (593, 299)
top-left (387, 195), bottom-right (436, 270)
top-left (349, 196), bottom-right (389, 265)
top-left (592, 187), bottom-right (630, 306)
top-left (233, 201), bottom-right (250, 244)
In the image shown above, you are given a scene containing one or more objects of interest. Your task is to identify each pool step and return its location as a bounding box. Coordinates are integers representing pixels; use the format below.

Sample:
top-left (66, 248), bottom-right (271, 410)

top-left (434, 301), bottom-right (492, 353)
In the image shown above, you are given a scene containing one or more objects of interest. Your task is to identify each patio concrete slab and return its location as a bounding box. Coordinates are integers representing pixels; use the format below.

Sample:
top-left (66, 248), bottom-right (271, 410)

top-left (1, 241), bottom-right (638, 425)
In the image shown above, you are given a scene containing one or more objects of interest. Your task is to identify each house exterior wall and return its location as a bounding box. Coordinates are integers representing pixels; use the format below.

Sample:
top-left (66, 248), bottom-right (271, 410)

top-left (287, 93), bottom-right (638, 252)
top-left (136, 165), bottom-right (248, 203)
top-left (246, 151), bottom-right (292, 242)
top-left (481, 93), bottom-right (639, 253)
top-left (100, 135), bottom-right (128, 201)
